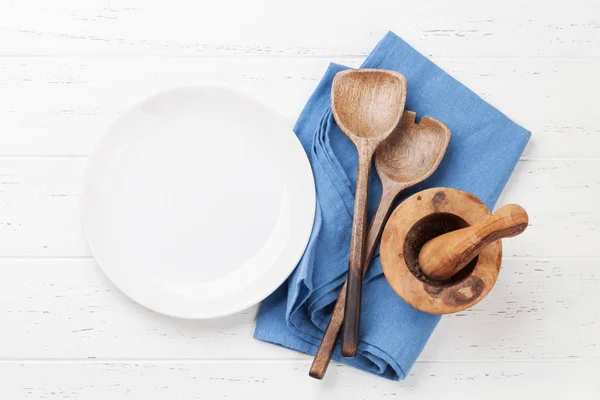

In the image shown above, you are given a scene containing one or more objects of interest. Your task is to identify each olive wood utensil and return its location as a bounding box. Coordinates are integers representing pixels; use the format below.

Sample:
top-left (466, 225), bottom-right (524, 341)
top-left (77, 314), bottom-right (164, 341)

top-left (380, 188), bottom-right (528, 315)
top-left (309, 111), bottom-right (450, 378)
top-left (419, 204), bottom-right (528, 281)
top-left (331, 69), bottom-right (408, 357)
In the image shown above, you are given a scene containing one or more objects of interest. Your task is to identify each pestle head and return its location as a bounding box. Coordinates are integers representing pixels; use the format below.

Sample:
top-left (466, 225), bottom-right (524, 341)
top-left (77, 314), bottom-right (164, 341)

top-left (418, 204), bottom-right (528, 281)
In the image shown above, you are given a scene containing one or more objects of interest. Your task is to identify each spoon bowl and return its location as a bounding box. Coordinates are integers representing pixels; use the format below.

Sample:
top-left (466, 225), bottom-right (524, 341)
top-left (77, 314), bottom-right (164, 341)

top-left (332, 69), bottom-right (408, 141)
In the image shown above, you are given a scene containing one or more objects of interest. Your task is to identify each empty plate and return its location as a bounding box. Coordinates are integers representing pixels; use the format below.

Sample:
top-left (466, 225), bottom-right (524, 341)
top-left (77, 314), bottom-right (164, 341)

top-left (80, 86), bottom-right (316, 319)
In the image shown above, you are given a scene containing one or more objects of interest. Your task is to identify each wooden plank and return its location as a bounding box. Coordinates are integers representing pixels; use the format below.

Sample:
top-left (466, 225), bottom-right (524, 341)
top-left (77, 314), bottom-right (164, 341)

top-left (0, 258), bottom-right (597, 360)
top-left (0, 158), bottom-right (597, 257)
top-left (1, 1), bottom-right (597, 396)
top-left (1, 1), bottom-right (599, 57)
top-left (0, 158), bottom-right (87, 257)
top-left (496, 159), bottom-right (600, 258)
top-left (0, 57), bottom-right (598, 158)
top-left (0, 360), bottom-right (598, 399)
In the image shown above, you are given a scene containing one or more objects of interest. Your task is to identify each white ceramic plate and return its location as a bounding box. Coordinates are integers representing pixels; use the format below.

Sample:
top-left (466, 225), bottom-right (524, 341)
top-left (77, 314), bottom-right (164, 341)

top-left (80, 86), bottom-right (316, 319)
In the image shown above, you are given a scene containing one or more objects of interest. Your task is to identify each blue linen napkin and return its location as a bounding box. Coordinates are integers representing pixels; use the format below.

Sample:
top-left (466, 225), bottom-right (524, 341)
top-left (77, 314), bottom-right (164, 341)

top-left (254, 31), bottom-right (531, 380)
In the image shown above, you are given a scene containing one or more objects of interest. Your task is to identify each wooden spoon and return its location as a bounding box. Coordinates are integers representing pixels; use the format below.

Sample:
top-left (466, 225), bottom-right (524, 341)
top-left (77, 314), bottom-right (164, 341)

top-left (331, 69), bottom-right (408, 357)
top-left (419, 204), bottom-right (528, 281)
top-left (309, 111), bottom-right (451, 378)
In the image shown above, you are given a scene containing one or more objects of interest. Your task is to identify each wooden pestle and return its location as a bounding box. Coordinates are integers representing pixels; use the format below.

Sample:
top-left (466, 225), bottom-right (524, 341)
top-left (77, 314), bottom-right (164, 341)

top-left (418, 204), bottom-right (529, 281)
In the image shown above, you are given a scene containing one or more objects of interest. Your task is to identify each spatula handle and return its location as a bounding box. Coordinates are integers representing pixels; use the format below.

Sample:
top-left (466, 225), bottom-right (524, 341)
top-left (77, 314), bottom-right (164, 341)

top-left (309, 189), bottom-right (396, 378)
top-left (341, 153), bottom-right (375, 358)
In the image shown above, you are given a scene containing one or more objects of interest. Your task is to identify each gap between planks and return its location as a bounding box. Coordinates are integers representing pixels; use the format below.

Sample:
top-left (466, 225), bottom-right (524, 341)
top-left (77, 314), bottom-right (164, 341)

top-left (0, 255), bottom-right (599, 261)
top-left (0, 358), bottom-right (596, 365)
top-left (1, 54), bottom-right (600, 60)
top-left (2, 155), bottom-right (600, 161)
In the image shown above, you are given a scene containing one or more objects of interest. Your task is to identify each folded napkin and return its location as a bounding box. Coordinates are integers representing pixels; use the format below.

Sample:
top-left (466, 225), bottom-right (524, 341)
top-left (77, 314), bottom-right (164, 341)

top-left (254, 31), bottom-right (530, 380)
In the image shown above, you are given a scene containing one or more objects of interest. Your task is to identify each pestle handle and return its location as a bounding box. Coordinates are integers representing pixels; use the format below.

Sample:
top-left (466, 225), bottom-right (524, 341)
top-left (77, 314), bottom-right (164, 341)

top-left (418, 204), bottom-right (529, 281)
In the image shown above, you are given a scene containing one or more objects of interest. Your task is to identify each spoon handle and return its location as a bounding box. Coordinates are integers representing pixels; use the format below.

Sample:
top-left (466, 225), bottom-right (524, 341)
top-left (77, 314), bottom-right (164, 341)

top-left (309, 188), bottom-right (397, 378)
top-left (342, 151), bottom-right (388, 357)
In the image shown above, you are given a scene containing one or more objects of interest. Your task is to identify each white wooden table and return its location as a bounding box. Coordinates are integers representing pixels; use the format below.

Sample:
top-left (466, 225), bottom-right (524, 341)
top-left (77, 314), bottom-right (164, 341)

top-left (1, 1), bottom-right (599, 398)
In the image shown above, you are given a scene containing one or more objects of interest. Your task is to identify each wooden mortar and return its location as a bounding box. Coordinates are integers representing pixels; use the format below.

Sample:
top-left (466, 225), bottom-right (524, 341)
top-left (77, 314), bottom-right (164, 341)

top-left (380, 187), bottom-right (526, 314)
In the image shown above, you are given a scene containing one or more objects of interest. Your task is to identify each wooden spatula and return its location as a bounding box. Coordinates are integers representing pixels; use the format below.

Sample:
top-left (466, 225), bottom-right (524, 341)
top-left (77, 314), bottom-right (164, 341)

top-left (331, 69), bottom-right (407, 357)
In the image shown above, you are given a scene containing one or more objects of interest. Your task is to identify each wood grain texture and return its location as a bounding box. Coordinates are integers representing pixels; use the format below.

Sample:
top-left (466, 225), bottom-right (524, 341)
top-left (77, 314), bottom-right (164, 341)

top-left (331, 69), bottom-right (407, 357)
top-left (1, 0), bottom-right (599, 395)
top-left (375, 112), bottom-right (451, 186)
top-left (310, 111), bottom-right (450, 378)
top-left (0, 258), bottom-right (597, 361)
top-left (419, 204), bottom-right (528, 281)
top-left (381, 188), bottom-right (503, 314)
top-left (341, 156), bottom-right (372, 357)
top-left (1, 361), bottom-right (598, 400)
top-left (1, 57), bottom-right (599, 158)
top-left (0, 158), bottom-right (597, 258)
top-left (1, 1), bottom-right (599, 58)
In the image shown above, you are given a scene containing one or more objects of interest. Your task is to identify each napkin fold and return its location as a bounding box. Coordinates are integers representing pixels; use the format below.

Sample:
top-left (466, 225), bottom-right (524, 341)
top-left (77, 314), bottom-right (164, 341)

top-left (254, 31), bottom-right (530, 380)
